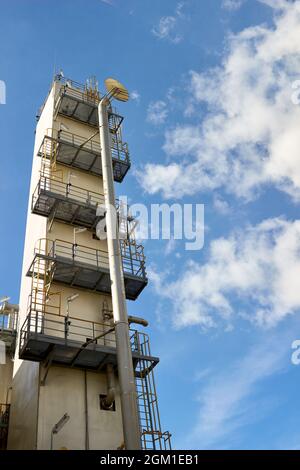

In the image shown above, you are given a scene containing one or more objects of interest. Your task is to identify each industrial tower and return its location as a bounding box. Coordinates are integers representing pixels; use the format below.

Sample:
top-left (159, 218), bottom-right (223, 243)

top-left (0, 74), bottom-right (171, 450)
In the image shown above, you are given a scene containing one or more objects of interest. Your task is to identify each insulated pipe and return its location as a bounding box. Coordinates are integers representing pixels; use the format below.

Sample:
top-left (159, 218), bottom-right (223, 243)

top-left (128, 316), bottom-right (149, 328)
top-left (103, 312), bottom-right (149, 328)
top-left (84, 371), bottom-right (89, 450)
top-left (98, 99), bottom-right (141, 450)
top-left (101, 363), bottom-right (116, 409)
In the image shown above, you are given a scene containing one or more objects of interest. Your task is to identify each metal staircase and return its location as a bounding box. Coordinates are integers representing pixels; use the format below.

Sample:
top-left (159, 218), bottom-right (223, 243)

top-left (30, 239), bottom-right (57, 314)
top-left (40, 129), bottom-right (62, 180)
top-left (131, 331), bottom-right (171, 450)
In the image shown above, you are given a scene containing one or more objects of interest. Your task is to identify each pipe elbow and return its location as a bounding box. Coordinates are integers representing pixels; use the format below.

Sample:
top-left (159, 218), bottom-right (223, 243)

top-left (101, 363), bottom-right (116, 410)
top-left (128, 315), bottom-right (149, 328)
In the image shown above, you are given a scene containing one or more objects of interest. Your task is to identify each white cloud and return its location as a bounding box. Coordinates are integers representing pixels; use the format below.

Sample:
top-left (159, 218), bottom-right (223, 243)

top-left (99, 0), bottom-right (114, 5)
top-left (152, 2), bottom-right (186, 44)
top-left (188, 332), bottom-right (289, 448)
top-left (222, 0), bottom-right (245, 11)
top-left (130, 90), bottom-right (140, 103)
top-left (213, 194), bottom-right (231, 215)
top-left (152, 17), bottom-right (181, 44)
top-left (139, 1), bottom-right (300, 202)
top-left (258, 0), bottom-right (291, 9)
top-left (193, 368), bottom-right (212, 383)
top-left (165, 237), bottom-right (177, 255)
top-left (151, 217), bottom-right (300, 329)
top-left (147, 100), bottom-right (168, 125)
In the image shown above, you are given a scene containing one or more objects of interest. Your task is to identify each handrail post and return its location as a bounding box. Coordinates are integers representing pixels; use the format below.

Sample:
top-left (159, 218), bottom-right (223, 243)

top-left (64, 316), bottom-right (70, 340)
top-left (41, 311), bottom-right (45, 335)
top-left (129, 241), bottom-right (134, 276)
top-left (28, 308), bottom-right (31, 338)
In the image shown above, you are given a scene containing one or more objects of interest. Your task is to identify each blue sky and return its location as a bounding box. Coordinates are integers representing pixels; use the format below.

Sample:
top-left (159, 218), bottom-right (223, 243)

top-left (1, 0), bottom-right (300, 450)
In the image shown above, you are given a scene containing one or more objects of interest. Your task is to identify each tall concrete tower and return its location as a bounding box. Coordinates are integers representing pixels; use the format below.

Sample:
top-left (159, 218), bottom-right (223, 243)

top-left (4, 74), bottom-right (171, 450)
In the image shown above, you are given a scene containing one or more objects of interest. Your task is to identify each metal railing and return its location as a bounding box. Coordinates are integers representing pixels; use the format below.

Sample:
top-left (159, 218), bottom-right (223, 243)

top-left (19, 296), bottom-right (170, 450)
top-left (37, 76), bottom-right (94, 122)
top-left (60, 85), bottom-right (99, 104)
top-left (0, 311), bottom-right (18, 333)
top-left (58, 129), bottom-right (101, 154)
top-left (34, 238), bottom-right (147, 280)
top-left (20, 308), bottom-right (116, 352)
top-left (20, 303), bottom-right (147, 357)
top-left (120, 241), bottom-right (146, 278)
top-left (40, 129), bottom-right (130, 166)
top-left (54, 75), bottom-right (99, 93)
top-left (32, 175), bottom-right (137, 237)
top-left (56, 77), bottom-right (100, 105)
top-left (58, 128), bottom-right (130, 164)
top-left (53, 75), bottom-right (127, 134)
top-left (32, 175), bottom-right (105, 209)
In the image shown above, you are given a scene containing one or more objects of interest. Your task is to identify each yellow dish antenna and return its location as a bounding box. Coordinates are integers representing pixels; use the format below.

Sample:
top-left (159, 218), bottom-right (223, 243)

top-left (105, 78), bottom-right (129, 102)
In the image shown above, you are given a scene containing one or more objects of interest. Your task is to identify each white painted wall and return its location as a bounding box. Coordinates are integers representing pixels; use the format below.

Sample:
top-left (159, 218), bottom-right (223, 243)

top-left (56, 163), bottom-right (104, 194)
top-left (0, 355), bottom-right (13, 403)
top-left (8, 82), bottom-right (57, 449)
top-left (49, 283), bottom-right (112, 322)
top-left (7, 361), bottom-right (40, 449)
top-left (14, 83), bottom-right (57, 374)
top-left (37, 367), bottom-right (123, 450)
top-left (8, 79), bottom-right (125, 450)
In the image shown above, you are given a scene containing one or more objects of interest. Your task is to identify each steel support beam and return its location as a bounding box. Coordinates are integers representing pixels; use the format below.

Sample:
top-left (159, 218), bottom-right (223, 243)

top-left (40, 346), bottom-right (55, 386)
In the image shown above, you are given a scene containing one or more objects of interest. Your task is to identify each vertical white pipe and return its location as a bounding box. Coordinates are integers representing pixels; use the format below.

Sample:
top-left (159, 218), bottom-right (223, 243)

top-left (98, 99), bottom-right (141, 450)
top-left (84, 371), bottom-right (89, 450)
